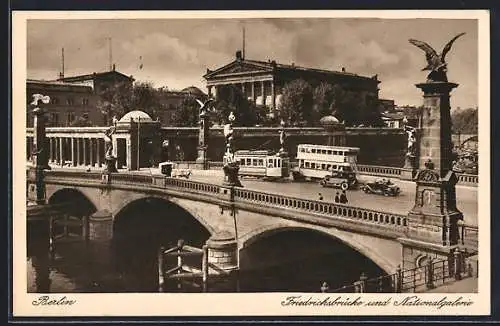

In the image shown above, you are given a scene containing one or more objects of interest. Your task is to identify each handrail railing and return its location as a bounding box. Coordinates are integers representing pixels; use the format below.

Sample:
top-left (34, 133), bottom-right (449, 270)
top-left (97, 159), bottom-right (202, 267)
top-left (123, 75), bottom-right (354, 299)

top-left (327, 252), bottom-right (476, 293)
top-left (233, 187), bottom-right (408, 230)
top-left (31, 168), bottom-right (478, 249)
top-left (357, 164), bottom-right (402, 177)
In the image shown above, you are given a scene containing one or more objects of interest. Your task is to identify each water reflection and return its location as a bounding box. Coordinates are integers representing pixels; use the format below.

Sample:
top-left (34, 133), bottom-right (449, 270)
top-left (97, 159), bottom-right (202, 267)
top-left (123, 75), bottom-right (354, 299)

top-left (27, 218), bottom-right (386, 293)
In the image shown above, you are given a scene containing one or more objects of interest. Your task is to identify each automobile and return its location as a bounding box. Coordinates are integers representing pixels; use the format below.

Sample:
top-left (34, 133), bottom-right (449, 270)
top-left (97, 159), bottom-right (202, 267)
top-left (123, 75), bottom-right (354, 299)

top-left (159, 161), bottom-right (191, 179)
top-left (361, 178), bottom-right (400, 196)
top-left (319, 171), bottom-right (358, 190)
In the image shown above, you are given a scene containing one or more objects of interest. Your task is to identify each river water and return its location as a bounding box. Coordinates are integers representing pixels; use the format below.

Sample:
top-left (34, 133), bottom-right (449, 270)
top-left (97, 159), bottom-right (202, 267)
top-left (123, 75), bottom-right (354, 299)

top-left (27, 219), bottom-right (386, 293)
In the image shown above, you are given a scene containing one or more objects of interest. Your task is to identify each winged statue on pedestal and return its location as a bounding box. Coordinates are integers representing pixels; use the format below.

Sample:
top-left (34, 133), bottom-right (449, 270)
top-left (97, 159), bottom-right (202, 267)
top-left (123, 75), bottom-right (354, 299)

top-left (409, 32), bottom-right (466, 82)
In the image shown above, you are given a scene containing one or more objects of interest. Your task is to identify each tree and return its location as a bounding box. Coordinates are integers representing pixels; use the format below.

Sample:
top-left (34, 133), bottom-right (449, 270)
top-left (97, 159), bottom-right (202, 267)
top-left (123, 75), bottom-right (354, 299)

top-left (313, 82), bottom-right (336, 122)
top-left (131, 82), bottom-right (162, 121)
top-left (278, 79), bottom-right (314, 126)
top-left (171, 95), bottom-right (201, 127)
top-left (212, 85), bottom-right (265, 126)
top-left (96, 80), bottom-right (133, 123)
top-left (451, 107), bottom-right (478, 134)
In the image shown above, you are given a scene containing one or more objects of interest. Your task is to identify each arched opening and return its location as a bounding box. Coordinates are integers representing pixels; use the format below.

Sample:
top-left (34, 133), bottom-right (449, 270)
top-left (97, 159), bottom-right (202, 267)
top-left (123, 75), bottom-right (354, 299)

top-left (111, 197), bottom-right (211, 292)
top-left (239, 228), bottom-right (387, 292)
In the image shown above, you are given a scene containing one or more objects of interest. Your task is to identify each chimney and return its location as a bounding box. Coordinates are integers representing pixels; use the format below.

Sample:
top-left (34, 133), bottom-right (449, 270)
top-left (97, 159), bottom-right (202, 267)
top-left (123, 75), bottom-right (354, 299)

top-left (341, 67), bottom-right (346, 72)
top-left (236, 50), bottom-right (243, 61)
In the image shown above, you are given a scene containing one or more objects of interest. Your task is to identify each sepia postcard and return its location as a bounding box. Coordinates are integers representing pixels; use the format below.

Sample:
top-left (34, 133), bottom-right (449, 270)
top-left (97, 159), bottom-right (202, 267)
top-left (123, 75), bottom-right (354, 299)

top-left (12, 10), bottom-right (490, 317)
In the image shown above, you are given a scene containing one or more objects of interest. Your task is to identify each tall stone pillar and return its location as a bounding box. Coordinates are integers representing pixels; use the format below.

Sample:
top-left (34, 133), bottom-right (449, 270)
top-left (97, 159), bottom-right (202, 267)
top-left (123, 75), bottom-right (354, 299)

top-left (30, 94), bottom-right (51, 204)
top-left (400, 81), bottom-right (464, 271)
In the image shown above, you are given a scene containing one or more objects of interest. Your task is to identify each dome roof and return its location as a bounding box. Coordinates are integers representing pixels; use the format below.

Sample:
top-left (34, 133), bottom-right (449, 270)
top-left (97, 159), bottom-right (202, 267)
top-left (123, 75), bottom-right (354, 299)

top-left (320, 115), bottom-right (340, 124)
top-left (181, 86), bottom-right (206, 96)
top-left (320, 115), bottom-right (343, 130)
top-left (119, 110), bottom-right (153, 123)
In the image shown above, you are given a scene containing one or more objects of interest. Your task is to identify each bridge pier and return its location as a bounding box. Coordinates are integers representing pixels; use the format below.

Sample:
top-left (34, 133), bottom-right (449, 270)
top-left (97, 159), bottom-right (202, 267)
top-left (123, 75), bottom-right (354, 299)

top-left (88, 209), bottom-right (113, 241)
top-left (206, 231), bottom-right (239, 273)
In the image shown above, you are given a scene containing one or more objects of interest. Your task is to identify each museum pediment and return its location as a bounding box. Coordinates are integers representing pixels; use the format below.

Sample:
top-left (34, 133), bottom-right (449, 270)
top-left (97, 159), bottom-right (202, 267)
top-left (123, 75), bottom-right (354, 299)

top-left (204, 60), bottom-right (272, 79)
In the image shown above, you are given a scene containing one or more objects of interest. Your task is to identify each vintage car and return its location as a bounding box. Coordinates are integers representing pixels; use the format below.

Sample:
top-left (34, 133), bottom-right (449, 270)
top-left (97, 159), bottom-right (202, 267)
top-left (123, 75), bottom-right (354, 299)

top-left (159, 162), bottom-right (191, 179)
top-left (361, 178), bottom-right (400, 196)
top-left (319, 171), bottom-right (358, 190)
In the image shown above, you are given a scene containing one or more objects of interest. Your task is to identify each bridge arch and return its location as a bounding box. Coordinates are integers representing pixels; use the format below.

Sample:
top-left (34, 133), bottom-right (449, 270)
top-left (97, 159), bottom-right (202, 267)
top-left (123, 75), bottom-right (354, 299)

top-left (240, 224), bottom-right (395, 275)
top-left (112, 194), bottom-right (216, 236)
top-left (47, 188), bottom-right (98, 217)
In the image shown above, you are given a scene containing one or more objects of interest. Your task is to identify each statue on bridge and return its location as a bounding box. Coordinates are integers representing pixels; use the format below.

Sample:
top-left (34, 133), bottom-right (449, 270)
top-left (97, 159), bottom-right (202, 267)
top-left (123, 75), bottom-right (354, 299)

top-left (222, 112), bottom-right (242, 187)
top-left (403, 125), bottom-right (417, 169)
top-left (409, 32), bottom-right (466, 82)
top-left (103, 125), bottom-right (118, 173)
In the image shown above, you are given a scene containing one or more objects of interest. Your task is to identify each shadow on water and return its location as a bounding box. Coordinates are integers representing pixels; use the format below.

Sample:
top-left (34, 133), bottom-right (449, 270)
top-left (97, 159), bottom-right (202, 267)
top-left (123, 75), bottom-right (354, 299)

top-left (28, 212), bottom-right (386, 293)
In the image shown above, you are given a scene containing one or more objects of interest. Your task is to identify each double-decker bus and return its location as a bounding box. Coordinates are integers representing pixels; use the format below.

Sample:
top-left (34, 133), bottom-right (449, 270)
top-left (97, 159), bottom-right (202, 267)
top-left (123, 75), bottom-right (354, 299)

top-left (234, 150), bottom-right (290, 180)
top-left (292, 144), bottom-right (360, 181)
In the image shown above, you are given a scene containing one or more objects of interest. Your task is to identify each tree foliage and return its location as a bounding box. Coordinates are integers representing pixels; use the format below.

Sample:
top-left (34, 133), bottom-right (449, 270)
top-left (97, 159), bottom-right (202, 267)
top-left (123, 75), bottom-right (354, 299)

top-left (451, 107), bottom-right (478, 134)
top-left (278, 79), bottom-right (314, 126)
top-left (96, 80), bottom-right (133, 122)
top-left (212, 85), bottom-right (267, 127)
top-left (70, 113), bottom-right (94, 127)
top-left (171, 95), bottom-right (201, 127)
top-left (280, 79), bottom-right (383, 127)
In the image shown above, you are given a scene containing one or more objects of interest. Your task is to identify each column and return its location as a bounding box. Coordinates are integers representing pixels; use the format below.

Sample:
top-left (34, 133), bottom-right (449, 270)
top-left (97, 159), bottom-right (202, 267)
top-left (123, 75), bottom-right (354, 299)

top-left (71, 138), bottom-right (76, 167)
top-left (251, 82), bottom-right (255, 103)
top-left (89, 138), bottom-right (94, 168)
top-left (261, 81), bottom-right (265, 106)
top-left (49, 138), bottom-right (54, 163)
top-left (59, 137), bottom-right (64, 166)
top-left (271, 81), bottom-right (276, 110)
top-left (241, 83), bottom-right (246, 96)
top-left (208, 86), bottom-right (213, 98)
top-left (77, 138), bottom-right (82, 165)
top-left (82, 138), bottom-right (88, 166)
top-left (96, 139), bottom-right (102, 168)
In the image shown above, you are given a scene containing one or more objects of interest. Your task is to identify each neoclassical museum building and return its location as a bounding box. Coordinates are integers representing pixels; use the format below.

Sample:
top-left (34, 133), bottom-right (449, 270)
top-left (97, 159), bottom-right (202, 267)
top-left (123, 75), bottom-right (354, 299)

top-left (203, 50), bottom-right (381, 116)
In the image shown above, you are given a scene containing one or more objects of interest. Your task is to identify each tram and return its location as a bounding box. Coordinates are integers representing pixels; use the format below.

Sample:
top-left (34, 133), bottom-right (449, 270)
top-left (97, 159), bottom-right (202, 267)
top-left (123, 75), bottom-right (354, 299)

top-left (292, 144), bottom-right (360, 181)
top-left (234, 149), bottom-right (290, 180)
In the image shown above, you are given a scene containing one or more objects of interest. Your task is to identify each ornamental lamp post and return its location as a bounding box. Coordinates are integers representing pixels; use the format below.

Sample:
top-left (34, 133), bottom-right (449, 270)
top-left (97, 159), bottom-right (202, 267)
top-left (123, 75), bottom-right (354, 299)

top-left (31, 94), bottom-right (51, 204)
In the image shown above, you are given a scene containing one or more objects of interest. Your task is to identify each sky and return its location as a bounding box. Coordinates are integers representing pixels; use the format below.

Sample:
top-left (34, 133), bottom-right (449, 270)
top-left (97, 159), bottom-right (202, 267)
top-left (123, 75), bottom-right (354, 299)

top-left (27, 18), bottom-right (478, 109)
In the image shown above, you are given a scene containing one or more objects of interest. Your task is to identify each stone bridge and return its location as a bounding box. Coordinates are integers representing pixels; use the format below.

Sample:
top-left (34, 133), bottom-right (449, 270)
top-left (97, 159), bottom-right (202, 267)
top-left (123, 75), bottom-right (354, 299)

top-left (27, 168), bottom-right (478, 278)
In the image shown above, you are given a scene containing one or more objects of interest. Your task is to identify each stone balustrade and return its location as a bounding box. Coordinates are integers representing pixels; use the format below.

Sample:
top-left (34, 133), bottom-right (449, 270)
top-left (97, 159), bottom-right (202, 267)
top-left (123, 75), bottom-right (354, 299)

top-left (357, 164), bottom-right (402, 177)
top-left (29, 168), bottom-right (478, 250)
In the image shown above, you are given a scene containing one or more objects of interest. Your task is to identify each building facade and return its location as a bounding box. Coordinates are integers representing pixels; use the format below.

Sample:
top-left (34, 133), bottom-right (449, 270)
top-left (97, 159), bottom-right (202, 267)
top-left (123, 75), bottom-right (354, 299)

top-left (203, 51), bottom-right (381, 116)
top-left (157, 86), bottom-right (207, 125)
top-left (26, 80), bottom-right (97, 127)
top-left (27, 67), bottom-right (134, 127)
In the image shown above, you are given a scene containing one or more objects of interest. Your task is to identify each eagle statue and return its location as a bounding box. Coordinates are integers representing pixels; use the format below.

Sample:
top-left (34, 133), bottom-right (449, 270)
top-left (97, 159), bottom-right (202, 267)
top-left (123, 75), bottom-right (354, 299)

top-left (409, 32), bottom-right (466, 82)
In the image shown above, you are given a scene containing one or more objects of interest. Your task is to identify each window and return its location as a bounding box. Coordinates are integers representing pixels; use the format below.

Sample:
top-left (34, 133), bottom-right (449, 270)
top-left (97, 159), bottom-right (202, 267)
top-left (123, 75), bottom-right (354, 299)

top-left (321, 164), bottom-right (326, 170)
top-left (305, 161), bottom-right (310, 168)
top-left (66, 98), bottom-right (74, 105)
top-left (50, 112), bottom-right (59, 126)
top-left (67, 112), bottom-right (75, 126)
top-left (299, 160), bottom-right (304, 168)
top-left (300, 148), bottom-right (305, 153)
top-left (311, 163), bottom-right (316, 169)
top-left (258, 159), bottom-right (264, 166)
top-left (240, 158), bottom-right (245, 165)
top-left (311, 149), bottom-right (316, 154)
top-left (50, 97), bottom-right (59, 105)
top-left (322, 150), bottom-right (327, 155)
top-left (327, 150), bottom-right (332, 155)
top-left (82, 98), bottom-right (89, 106)
top-left (246, 158), bottom-right (251, 166)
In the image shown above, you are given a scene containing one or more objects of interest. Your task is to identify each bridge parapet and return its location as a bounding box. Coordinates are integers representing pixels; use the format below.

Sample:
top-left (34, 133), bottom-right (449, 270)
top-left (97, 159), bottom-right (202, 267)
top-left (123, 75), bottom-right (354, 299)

top-left (233, 187), bottom-right (408, 231)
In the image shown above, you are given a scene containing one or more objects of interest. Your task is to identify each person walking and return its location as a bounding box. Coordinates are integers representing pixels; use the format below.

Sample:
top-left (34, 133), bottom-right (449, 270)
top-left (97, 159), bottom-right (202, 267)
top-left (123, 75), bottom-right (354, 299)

top-left (318, 193), bottom-right (324, 201)
top-left (340, 190), bottom-right (348, 204)
top-left (334, 192), bottom-right (340, 203)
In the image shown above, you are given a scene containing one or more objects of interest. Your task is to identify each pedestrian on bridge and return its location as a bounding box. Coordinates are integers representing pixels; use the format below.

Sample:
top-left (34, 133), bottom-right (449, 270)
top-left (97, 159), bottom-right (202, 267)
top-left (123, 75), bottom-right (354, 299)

top-left (334, 192), bottom-right (340, 203)
top-left (340, 190), bottom-right (348, 204)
